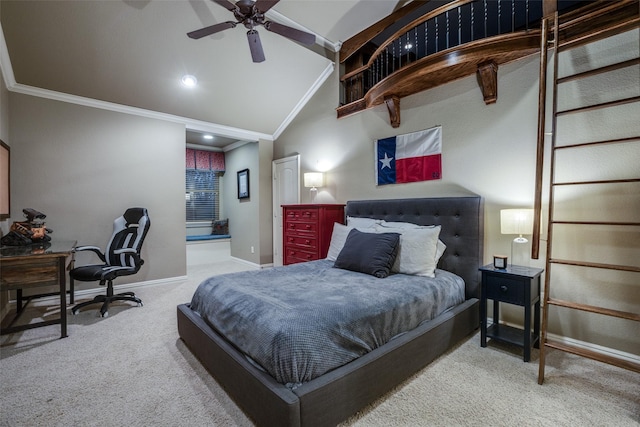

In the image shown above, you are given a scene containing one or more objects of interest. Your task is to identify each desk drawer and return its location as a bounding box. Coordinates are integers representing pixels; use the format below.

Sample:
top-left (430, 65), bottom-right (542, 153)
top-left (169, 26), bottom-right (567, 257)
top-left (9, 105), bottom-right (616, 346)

top-left (485, 275), bottom-right (525, 306)
top-left (0, 258), bottom-right (60, 290)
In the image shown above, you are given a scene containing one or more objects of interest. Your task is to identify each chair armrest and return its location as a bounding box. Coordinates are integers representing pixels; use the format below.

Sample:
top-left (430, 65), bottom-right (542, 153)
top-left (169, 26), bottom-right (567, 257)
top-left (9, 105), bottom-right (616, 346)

top-left (74, 245), bottom-right (106, 262)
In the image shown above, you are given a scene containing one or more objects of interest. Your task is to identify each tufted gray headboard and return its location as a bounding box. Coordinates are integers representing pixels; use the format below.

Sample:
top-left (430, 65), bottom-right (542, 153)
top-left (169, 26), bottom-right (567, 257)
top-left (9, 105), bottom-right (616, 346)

top-left (345, 196), bottom-right (484, 300)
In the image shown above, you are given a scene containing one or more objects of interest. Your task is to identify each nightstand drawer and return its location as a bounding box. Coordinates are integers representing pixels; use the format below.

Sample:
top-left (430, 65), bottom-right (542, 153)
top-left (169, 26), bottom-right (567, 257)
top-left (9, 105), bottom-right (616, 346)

top-left (485, 276), bottom-right (525, 305)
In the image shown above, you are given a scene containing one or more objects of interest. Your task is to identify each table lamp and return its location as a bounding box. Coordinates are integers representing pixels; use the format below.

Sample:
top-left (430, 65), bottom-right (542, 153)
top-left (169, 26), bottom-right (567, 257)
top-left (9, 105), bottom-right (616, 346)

top-left (304, 172), bottom-right (324, 202)
top-left (500, 208), bottom-right (534, 267)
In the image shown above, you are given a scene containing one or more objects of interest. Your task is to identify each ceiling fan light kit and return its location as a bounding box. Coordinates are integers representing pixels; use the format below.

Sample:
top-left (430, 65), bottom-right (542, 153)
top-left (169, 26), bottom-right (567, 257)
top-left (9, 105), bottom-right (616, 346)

top-left (187, 0), bottom-right (316, 63)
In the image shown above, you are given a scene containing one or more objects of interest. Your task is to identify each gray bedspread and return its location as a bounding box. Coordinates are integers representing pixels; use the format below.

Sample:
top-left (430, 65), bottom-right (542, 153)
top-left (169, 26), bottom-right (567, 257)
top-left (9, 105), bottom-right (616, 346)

top-left (189, 259), bottom-right (465, 388)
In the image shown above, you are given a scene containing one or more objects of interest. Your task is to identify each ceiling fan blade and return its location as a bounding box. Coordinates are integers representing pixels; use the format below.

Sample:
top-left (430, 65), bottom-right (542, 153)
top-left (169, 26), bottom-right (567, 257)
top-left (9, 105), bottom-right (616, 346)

top-left (212, 0), bottom-right (237, 12)
top-left (187, 21), bottom-right (236, 39)
top-left (247, 30), bottom-right (266, 63)
top-left (264, 21), bottom-right (315, 46)
top-left (254, 0), bottom-right (279, 13)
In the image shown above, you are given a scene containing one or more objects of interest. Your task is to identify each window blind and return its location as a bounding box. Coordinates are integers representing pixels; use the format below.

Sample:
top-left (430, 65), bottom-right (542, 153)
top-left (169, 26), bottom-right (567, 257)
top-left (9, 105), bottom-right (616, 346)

top-left (186, 149), bottom-right (225, 221)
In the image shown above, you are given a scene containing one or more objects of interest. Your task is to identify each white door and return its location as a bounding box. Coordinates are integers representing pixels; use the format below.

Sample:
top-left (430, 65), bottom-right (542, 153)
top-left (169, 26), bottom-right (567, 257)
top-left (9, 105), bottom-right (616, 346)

top-left (272, 155), bottom-right (300, 266)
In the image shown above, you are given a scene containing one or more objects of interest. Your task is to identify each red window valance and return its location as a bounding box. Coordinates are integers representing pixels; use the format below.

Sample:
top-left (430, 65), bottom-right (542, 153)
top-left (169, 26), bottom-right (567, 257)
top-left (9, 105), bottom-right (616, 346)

top-left (186, 148), bottom-right (225, 171)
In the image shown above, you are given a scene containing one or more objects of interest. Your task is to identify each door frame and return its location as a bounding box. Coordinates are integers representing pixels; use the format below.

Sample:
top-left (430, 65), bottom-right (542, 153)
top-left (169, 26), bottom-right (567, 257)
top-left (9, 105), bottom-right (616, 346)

top-left (272, 155), bottom-right (300, 266)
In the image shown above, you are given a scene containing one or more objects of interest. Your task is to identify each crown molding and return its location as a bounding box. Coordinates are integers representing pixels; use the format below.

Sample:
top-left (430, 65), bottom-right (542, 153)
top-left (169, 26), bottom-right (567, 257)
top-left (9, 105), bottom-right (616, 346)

top-left (273, 61), bottom-right (335, 140)
top-left (0, 22), bottom-right (273, 142)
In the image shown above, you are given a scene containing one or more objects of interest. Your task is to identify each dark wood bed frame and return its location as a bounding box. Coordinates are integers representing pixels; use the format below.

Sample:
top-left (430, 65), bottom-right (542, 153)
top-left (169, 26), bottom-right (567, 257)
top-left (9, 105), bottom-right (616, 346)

top-left (177, 195), bottom-right (484, 426)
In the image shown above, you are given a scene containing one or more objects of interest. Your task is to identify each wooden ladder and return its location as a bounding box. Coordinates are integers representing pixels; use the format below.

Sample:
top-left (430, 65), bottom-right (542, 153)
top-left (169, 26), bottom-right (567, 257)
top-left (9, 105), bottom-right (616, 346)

top-left (537, 14), bottom-right (640, 384)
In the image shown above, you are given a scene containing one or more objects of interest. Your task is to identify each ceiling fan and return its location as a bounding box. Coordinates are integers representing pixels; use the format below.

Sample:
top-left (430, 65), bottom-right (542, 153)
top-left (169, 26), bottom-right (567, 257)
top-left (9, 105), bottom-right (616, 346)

top-left (187, 0), bottom-right (316, 63)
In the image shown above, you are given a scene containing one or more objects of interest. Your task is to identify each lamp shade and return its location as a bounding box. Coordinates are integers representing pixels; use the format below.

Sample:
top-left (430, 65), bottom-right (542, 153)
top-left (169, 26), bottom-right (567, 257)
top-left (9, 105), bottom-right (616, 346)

top-left (304, 172), bottom-right (324, 188)
top-left (500, 209), bottom-right (534, 235)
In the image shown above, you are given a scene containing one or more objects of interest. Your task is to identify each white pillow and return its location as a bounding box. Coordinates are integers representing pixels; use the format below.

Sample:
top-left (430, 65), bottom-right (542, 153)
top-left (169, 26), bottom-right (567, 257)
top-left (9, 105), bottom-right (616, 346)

top-left (374, 224), bottom-right (442, 277)
top-left (346, 216), bottom-right (381, 229)
top-left (326, 223), bottom-right (377, 261)
top-left (378, 220), bottom-right (425, 230)
top-left (379, 220), bottom-right (447, 265)
top-left (326, 223), bottom-right (351, 261)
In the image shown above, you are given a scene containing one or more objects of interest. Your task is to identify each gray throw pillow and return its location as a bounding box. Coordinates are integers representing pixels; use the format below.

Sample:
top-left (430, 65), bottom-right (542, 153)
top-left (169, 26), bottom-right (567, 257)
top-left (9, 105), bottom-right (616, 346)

top-left (334, 229), bottom-right (400, 278)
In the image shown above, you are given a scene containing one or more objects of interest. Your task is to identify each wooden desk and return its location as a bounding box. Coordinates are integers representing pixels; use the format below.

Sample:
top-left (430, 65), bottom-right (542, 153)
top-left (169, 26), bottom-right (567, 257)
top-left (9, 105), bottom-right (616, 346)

top-left (1, 240), bottom-right (76, 338)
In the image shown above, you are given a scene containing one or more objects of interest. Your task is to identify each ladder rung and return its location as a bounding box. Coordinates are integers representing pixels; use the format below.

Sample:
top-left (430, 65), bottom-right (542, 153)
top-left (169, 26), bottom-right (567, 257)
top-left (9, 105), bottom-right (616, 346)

top-left (556, 95), bottom-right (640, 116)
top-left (557, 58), bottom-right (640, 84)
top-left (553, 178), bottom-right (640, 186)
top-left (549, 258), bottom-right (640, 273)
top-left (547, 298), bottom-right (640, 321)
top-left (554, 136), bottom-right (640, 150)
top-left (544, 339), bottom-right (640, 373)
top-left (552, 220), bottom-right (640, 226)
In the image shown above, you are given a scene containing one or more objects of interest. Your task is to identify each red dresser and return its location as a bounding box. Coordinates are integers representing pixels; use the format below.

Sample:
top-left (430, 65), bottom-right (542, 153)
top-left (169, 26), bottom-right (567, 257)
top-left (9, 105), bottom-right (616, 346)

top-left (282, 204), bottom-right (345, 265)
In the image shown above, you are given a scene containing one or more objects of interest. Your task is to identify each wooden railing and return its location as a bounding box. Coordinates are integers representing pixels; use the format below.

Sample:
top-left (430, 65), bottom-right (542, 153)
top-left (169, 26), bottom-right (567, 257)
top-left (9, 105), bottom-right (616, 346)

top-left (340, 0), bottom-right (546, 108)
top-left (337, 0), bottom-right (627, 125)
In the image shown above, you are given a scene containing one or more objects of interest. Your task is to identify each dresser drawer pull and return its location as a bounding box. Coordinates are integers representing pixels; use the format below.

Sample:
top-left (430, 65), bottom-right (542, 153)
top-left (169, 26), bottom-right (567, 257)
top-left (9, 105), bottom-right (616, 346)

top-left (305, 225), bottom-right (311, 229)
top-left (500, 285), bottom-right (508, 292)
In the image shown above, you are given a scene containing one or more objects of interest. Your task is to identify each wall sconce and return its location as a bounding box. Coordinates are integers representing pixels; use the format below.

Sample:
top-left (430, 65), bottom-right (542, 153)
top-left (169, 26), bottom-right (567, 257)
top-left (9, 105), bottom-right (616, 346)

top-left (501, 208), bottom-right (534, 267)
top-left (304, 172), bottom-right (324, 202)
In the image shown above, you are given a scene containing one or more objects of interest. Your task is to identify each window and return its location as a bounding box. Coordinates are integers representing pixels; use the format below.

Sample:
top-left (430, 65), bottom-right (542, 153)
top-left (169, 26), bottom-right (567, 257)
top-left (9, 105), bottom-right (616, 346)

top-left (185, 148), bottom-right (225, 221)
top-left (186, 169), bottom-right (220, 221)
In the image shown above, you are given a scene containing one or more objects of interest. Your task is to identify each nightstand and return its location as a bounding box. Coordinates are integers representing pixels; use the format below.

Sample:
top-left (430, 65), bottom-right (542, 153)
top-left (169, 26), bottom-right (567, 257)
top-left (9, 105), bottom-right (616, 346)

top-left (480, 264), bottom-right (544, 362)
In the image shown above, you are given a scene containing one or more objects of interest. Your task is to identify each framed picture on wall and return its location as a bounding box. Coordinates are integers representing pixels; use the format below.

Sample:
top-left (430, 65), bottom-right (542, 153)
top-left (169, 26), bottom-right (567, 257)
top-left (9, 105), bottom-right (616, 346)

top-left (237, 168), bottom-right (250, 199)
top-left (0, 140), bottom-right (9, 220)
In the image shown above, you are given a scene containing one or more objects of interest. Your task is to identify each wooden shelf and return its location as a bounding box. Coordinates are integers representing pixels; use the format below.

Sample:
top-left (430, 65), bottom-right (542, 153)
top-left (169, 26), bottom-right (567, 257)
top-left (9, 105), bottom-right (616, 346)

top-left (487, 323), bottom-right (539, 349)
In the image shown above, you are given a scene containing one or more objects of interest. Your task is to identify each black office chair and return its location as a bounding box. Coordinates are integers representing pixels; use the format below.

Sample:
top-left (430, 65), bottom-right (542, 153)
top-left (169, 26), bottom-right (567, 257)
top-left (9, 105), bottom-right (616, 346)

top-left (70, 207), bottom-right (150, 317)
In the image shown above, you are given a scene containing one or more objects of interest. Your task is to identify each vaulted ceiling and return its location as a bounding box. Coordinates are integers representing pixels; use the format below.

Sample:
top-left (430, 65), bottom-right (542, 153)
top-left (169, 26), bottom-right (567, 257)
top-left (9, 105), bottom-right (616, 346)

top-left (1, 0), bottom-right (410, 146)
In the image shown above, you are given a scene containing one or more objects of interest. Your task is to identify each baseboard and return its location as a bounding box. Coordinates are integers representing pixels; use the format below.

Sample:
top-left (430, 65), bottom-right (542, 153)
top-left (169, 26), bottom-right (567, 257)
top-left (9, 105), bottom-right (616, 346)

top-left (9, 275), bottom-right (188, 306)
top-left (489, 317), bottom-right (640, 365)
top-left (546, 332), bottom-right (640, 366)
top-left (230, 256), bottom-right (272, 269)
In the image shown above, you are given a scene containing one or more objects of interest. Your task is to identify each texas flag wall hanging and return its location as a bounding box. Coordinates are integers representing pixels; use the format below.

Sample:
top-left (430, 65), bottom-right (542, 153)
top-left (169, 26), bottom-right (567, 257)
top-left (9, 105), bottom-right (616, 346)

top-left (375, 126), bottom-right (442, 185)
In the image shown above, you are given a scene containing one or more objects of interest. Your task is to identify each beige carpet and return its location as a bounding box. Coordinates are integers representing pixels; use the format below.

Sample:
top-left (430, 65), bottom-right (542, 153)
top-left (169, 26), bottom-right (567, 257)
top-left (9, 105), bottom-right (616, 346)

top-left (1, 259), bottom-right (638, 427)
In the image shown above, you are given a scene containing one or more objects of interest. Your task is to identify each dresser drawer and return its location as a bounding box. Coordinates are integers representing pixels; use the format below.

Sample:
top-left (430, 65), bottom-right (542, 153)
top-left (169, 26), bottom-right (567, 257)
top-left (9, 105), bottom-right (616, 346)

top-left (284, 247), bottom-right (318, 264)
top-left (485, 275), bottom-right (525, 306)
top-left (285, 221), bottom-right (318, 234)
top-left (285, 209), bottom-right (318, 221)
top-left (284, 235), bottom-right (317, 250)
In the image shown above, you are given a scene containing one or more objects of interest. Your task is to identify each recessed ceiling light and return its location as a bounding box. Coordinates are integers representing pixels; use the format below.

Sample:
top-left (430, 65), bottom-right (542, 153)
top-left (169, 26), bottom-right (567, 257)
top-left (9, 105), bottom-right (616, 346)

top-left (181, 75), bottom-right (197, 88)
top-left (203, 134), bottom-right (214, 140)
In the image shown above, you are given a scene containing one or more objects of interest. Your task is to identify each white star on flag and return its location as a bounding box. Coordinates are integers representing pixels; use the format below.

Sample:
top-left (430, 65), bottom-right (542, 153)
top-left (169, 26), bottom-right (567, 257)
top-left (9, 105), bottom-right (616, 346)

top-left (379, 153), bottom-right (393, 169)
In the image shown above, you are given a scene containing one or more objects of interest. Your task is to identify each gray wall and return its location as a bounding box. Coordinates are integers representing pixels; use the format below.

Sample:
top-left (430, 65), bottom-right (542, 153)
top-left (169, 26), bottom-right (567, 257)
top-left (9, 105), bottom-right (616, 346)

top-left (8, 92), bottom-right (187, 290)
top-left (221, 139), bottom-right (274, 266)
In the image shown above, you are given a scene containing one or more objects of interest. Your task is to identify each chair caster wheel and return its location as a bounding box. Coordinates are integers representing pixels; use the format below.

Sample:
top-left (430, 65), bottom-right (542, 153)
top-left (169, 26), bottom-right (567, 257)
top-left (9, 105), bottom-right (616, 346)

top-left (72, 310), bottom-right (78, 315)
top-left (138, 302), bottom-right (143, 307)
top-left (101, 312), bottom-right (109, 318)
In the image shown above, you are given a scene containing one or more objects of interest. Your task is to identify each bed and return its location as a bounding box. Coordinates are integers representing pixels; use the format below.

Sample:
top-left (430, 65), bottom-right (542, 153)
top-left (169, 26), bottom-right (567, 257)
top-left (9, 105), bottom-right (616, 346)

top-left (177, 195), bottom-right (484, 426)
